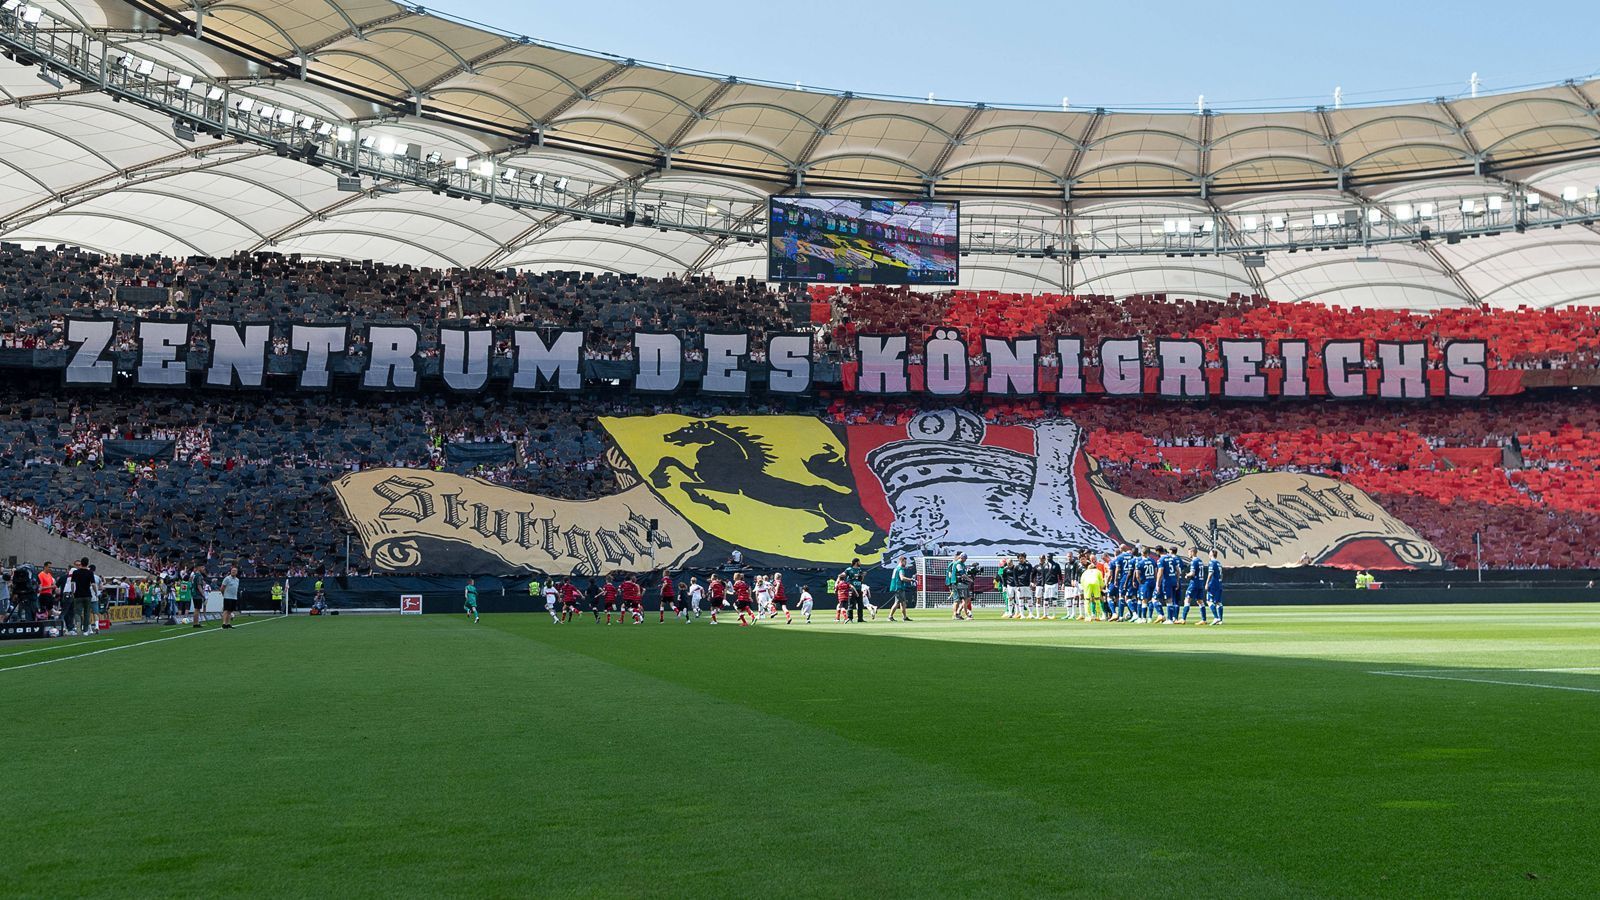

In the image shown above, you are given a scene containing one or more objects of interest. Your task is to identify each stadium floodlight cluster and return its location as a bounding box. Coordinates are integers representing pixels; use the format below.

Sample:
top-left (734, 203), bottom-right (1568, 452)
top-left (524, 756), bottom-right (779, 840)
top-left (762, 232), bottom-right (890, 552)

top-left (0, 1), bottom-right (1598, 262)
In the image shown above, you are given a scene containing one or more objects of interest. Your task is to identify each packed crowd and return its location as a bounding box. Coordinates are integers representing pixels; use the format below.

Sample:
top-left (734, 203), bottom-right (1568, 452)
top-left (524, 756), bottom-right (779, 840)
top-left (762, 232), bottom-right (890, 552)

top-left (2, 246), bottom-right (1599, 573)
top-left (4, 245), bottom-right (1600, 373)
top-left (0, 245), bottom-right (802, 357)
top-left (812, 285), bottom-right (1600, 368)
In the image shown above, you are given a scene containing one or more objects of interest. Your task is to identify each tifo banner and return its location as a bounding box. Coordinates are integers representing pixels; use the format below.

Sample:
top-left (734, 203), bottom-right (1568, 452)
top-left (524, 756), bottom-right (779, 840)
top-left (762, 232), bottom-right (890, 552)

top-left (1093, 472), bottom-right (1440, 568)
top-left (602, 414), bottom-right (884, 566)
top-left (336, 410), bottom-right (1442, 574)
top-left (332, 469), bottom-right (701, 576)
top-left (52, 315), bottom-right (1516, 400)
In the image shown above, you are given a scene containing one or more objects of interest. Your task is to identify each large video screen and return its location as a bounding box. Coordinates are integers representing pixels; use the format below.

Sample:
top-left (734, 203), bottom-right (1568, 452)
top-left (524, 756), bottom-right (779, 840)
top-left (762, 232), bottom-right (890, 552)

top-left (768, 197), bottom-right (959, 285)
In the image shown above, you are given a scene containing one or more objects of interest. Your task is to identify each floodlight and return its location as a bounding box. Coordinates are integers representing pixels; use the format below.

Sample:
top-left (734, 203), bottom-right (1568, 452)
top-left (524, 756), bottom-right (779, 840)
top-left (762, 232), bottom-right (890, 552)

top-left (376, 136), bottom-right (395, 156)
top-left (21, 5), bottom-right (42, 24)
top-left (1460, 199), bottom-right (1475, 214)
top-left (316, 122), bottom-right (333, 136)
top-left (1269, 215), bottom-right (1285, 230)
top-left (175, 74), bottom-right (194, 92)
top-left (554, 177), bottom-right (568, 192)
top-left (454, 157), bottom-right (468, 170)
top-left (2, 1), bottom-right (22, 11)
top-left (360, 135), bottom-right (377, 149)
top-left (1367, 208), bottom-right (1382, 223)
top-left (276, 109), bottom-right (294, 125)
top-left (134, 58), bottom-right (154, 76)
top-left (205, 86), bottom-right (224, 101)
top-left (1162, 219), bottom-right (1177, 234)
top-left (234, 97), bottom-right (255, 113)
top-left (1562, 185), bottom-right (1580, 202)
top-left (296, 115), bottom-right (315, 129)
top-left (476, 160), bottom-right (494, 178)
top-left (1240, 216), bottom-right (1258, 231)
top-left (1312, 213), bottom-right (1328, 228)
top-left (256, 104), bottom-right (275, 119)
top-left (1526, 192), bottom-right (1540, 208)
top-left (530, 172), bottom-right (544, 187)
top-left (335, 126), bottom-right (354, 142)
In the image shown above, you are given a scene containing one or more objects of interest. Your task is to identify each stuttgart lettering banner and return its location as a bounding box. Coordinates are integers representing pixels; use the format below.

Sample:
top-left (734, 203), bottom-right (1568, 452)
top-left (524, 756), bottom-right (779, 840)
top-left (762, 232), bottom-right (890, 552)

top-left (334, 409), bottom-right (1441, 576)
top-left (55, 316), bottom-right (1515, 400)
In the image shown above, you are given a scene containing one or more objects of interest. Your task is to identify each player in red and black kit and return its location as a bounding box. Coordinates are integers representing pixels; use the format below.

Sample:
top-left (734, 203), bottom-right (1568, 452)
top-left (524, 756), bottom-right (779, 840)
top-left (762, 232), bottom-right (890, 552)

top-left (600, 574), bottom-right (619, 625)
top-left (731, 573), bottom-right (755, 626)
top-left (620, 575), bottom-right (644, 624)
top-left (659, 572), bottom-right (677, 623)
top-left (664, 573), bottom-right (689, 623)
top-left (708, 574), bottom-right (726, 624)
top-left (560, 578), bottom-right (583, 623)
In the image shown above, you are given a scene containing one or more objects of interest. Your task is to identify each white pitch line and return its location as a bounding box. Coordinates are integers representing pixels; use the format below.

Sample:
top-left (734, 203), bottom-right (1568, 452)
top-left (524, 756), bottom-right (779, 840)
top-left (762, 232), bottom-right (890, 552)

top-left (1369, 670), bottom-right (1600, 694)
top-left (0, 638), bottom-right (112, 659)
top-left (0, 615), bottom-right (285, 673)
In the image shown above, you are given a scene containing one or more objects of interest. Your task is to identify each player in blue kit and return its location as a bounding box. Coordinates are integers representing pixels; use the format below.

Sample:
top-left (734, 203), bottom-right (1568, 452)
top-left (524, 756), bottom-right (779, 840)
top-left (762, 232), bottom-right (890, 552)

top-left (1137, 549), bottom-right (1158, 623)
top-left (1158, 548), bottom-right (1183, 624)
top-left (1181, 547), bottom-right (1209, 624)
top-left (1205, 550), bottom-right (1225, 625)
top-left (1110, 546), bottom-right (1132, 621)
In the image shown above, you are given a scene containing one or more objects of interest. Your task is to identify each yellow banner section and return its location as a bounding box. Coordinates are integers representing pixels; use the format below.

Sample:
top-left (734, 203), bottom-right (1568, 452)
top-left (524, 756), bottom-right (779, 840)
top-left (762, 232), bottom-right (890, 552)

top-left (601, 415), bottom-right (884, 565)
top-left (1094, 471), bottom-right (1442, 568)
top-left (107, 604), bottom-right (143, 623)
top-left (333, 469), bottom-right (701, 575)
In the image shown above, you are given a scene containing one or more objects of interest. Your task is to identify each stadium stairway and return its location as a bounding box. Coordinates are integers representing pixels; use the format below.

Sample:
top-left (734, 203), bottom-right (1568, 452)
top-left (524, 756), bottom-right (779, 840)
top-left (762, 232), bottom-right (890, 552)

top-left (0, 510), bottom-right (150, 577)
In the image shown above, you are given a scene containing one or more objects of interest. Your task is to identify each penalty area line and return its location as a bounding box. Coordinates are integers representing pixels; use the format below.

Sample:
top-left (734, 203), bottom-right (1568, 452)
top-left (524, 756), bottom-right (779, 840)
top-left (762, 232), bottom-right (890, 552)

top-left (0, 615), bottom-right (286, 673)
top-left (1369, 670), bottom-right (1600, 694)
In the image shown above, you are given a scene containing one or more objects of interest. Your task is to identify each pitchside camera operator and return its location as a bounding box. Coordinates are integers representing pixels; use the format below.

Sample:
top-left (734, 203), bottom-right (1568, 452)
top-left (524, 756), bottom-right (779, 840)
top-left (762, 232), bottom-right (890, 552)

top-left (9, 563), bottom-right (37, 623)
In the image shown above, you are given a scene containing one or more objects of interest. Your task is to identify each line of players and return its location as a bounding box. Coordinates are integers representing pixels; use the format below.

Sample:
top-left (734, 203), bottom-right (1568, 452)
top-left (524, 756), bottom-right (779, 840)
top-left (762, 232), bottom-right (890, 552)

top-left (536, 571), bottom-right (828, 626)
top-left (993, 546), bottom-right (1224, 625)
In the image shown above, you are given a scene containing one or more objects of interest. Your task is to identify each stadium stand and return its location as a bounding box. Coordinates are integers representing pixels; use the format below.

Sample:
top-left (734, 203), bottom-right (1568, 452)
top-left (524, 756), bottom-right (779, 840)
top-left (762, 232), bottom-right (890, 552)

top-left (5, 247), bottom-right (1600, 573)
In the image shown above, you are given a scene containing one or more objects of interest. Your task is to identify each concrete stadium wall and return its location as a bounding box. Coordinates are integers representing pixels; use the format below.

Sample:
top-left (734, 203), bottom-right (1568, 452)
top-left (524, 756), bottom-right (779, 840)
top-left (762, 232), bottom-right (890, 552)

top-left (0, 513), bottom-right (150, 578)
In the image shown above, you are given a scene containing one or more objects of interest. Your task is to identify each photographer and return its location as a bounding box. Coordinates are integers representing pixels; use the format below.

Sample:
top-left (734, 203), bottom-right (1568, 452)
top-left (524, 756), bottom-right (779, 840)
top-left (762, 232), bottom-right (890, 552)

top-left (10, 563), bottom-right (37, 623)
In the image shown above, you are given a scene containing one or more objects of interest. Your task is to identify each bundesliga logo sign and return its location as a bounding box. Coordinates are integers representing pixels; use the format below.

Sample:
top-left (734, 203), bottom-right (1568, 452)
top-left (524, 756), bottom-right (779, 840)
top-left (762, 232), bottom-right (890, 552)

top-left (57, 316), bottom-right (1494, 400)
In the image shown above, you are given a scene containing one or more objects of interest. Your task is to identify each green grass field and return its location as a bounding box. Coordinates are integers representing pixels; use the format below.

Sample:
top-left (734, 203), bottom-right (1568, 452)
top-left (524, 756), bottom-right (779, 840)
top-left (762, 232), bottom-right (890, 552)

top-left (7, 604), bottom-right (1599, 898)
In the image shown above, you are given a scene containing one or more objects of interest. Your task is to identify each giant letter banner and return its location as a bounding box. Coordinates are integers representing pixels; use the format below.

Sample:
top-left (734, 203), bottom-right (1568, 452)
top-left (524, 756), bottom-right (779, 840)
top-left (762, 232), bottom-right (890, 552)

top-left (337, 410), bottom-right (1442, 574)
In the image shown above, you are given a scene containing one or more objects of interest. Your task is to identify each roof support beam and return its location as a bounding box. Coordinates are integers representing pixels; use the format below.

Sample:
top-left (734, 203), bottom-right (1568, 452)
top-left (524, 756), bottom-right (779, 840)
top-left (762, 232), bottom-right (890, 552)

top-left (685, 205), bottom-right (765, 275)
top-left (1345, 184), bottom-right (1485, 309)
top-left (661, 78), bottom-right (735, 163)
top-left (301, 10), bottom-right (418, 54)
top-left (1204, 198), bottom-right (1266, 295)
top-left (791, 93), bottom-right (851, 185)
top-left (1316, 105), bottom-right (1346, 188)
top-left (1435, 97), bottom-right (1484, 173)
top-left (1060, 107), bottom-right (1104, 195)
top-left (1488, 172), bottom-right (1600, 241)
top-left (540, 59), bottom-right (634, 126)
top-left (926, 103), bottom-right (985, 190)
top-left (415, 38), bottom-right (523, 95)
top-left (474, 171), bottom-right (653, 269)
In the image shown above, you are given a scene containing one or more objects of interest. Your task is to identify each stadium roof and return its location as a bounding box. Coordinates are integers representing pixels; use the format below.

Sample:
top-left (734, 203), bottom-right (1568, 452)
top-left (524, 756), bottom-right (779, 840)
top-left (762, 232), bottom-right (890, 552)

top-left (3, 0), bottom-right (1600, 309)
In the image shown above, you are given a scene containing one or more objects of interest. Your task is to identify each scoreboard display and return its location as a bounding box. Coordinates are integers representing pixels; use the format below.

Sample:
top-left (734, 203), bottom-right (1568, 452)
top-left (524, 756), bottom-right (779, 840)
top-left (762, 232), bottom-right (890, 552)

top-left (768, 197), bottom-right (958, 285)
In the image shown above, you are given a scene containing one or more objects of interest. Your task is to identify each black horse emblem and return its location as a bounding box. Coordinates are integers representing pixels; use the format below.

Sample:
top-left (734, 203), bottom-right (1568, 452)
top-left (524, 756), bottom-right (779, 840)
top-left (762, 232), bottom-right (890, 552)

top-left (649, 420), bottom-right (882, 554)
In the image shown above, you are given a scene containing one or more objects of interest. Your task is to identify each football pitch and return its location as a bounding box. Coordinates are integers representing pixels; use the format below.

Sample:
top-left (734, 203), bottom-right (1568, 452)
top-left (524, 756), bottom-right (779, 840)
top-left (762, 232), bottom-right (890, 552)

top-left (6, 604), bottom-right (1599, 898)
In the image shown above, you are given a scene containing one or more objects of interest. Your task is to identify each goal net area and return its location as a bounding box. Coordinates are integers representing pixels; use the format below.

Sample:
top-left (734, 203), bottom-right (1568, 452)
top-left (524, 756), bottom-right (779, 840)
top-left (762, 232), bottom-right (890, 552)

top-left (913, 556), bottom-right (1010, 609)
